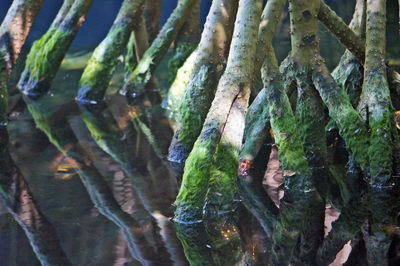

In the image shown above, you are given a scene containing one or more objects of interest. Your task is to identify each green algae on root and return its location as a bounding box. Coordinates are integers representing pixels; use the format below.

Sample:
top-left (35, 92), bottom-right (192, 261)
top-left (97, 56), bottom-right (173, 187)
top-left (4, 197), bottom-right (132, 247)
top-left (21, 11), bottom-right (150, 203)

top-left (18, 0), bottom-right (93, 97)
top-left (168, 0), bottom-right (238, 164)
top-left (77, 0), bottom-right (145, 103)
top-left (122, 0), bottom-right (199, 102)
top-left (174, 0), bottom-right (263, 223)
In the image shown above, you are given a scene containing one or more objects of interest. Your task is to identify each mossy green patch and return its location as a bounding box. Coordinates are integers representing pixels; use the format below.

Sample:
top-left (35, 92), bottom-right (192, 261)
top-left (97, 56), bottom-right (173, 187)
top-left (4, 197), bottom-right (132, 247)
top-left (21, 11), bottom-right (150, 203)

top-left (79, 24), bottom-right (133, 102)
top-left (176, 64), bottom-right (218, 150)
top-left (168, 43), bottom-right (197, 84)
top-left (166, 49), bottom-right (198, 114)
top-left (174, 140), bottom-right (213, 222)
top-left (24, 28), bottom-right (73, 81)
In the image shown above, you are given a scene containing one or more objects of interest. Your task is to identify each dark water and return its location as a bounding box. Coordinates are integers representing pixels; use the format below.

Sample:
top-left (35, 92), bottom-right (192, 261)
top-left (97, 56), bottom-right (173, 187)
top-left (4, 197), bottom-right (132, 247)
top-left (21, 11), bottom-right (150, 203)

top-left (1, 1), bottom-right (400, 265)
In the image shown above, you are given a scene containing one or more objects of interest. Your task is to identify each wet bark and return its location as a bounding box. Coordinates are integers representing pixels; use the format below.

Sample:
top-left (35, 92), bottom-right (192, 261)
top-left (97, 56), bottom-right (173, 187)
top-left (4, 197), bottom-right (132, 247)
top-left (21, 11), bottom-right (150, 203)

top-left (168, 0), bottom-right (200, 84)
top-left (331, 0), bottom-right (365, 108)
top-left (122, 0), bottom-right (199, 102)
top-left (240, 0), bottom-right (288, 164)
top-left (359, 0), bottom-right (393, 184)
top-left (18, 0), bottom-right (94, 97)
top-left (175, 221), bottom-right (243, 265)
top-left (174, 0), bottom-right (263, 223)
top-left (0, 0), bottom-right (45, 69)
top-left (269, 1), bottom-right (325, 264)
top-left (168, 0), bottom-right (238, 164)
top-left (318, 1), bottom-right (400, 98)
top-left (77, 0), bottom-right (145, 103)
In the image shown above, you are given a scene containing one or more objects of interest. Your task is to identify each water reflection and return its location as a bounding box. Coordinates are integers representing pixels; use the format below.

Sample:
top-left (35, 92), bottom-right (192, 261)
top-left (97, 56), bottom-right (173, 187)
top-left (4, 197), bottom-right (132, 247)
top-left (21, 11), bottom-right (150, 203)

top-left (1, 75), bottom-right (281, 265)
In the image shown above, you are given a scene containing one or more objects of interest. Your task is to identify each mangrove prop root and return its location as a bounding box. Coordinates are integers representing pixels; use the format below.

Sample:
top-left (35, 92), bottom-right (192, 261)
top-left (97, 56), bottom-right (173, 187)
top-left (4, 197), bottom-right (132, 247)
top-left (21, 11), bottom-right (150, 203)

top-left (312, 58), bottom-right (370, 172)
top-left (318, 0), bottom-right (400, 97)
top-left (270, 0), bottom-right (325, 264)
top-left (168, 0), bottom-right (238, 164)
top-left (240, 88), bottom-right (271, 162)
top-left (331, 0), bottom-right (365, 107)
top-left (174, 0), bottom-right (263, 223)
top-left (0, 0), bottom-right (45, 121)
top-left (121, 0), bottom-right (199, 102)
top-left (168, 0), bottom-right (200, 84)
top-left (77, 0), bottom-right (145, 103)
top-left (18, 0), bottom-right (94, 97)
top-left (0, 0), bottom-right (45, 69)
top-left (165, 48), bottom-right (198, 118)
top-left (239, 0), bottom-right (287, 163)
top-left (359, 0), bottom-right (393, 184)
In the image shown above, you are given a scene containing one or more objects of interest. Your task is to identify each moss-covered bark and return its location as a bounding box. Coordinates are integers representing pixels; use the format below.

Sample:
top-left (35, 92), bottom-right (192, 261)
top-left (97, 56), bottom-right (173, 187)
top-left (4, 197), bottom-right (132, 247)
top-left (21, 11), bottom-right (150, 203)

top-left (269, 1), bottom-right (326, 264)
top-left (239, 89), bottom-right (271, 161)
top-left (174, 0), bottom-right (263, 223)
top-left (240, 0), bottom-right (288, 163)
top-left (359, 0), bottom-right (393, 184)
top-left (77, 0), bottom-right (145, 103)
top-left (318, 1), bottom-right (400, 97)
top-left (168, 0), bottom-right (238, 164)
top-left (18, 0), bottom-right (94, 97)
top-left (122, 0), bottom-right (199, 102)
top-left (165, 49), bottom-right (198, 118)
top-left (168, 0), bottom-right (200, 84)
top-left (331, 0), bottom-right (365, 108)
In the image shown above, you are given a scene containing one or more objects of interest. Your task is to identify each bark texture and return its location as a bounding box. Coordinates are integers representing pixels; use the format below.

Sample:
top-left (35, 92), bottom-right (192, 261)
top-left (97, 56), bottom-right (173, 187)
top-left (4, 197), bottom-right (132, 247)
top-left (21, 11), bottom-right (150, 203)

top-left (174, 0), bottom-right (263, 223)
top-left (168, 0), bottom-right (238, 164)
top-left (77, 0), bottom-right (146, 103)
top-left (143, 0), bottom-right (162, 42)
top-left (168, 0), bottom-right (200, 84)
top-left (18, 0), bottom-right (94, 97)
